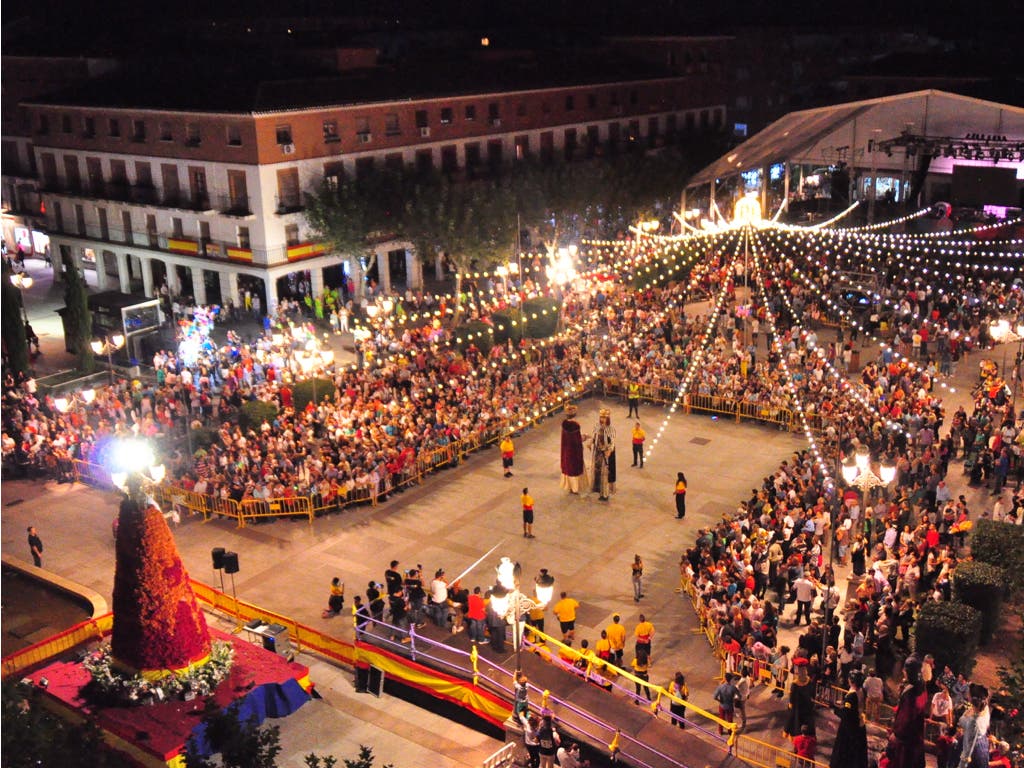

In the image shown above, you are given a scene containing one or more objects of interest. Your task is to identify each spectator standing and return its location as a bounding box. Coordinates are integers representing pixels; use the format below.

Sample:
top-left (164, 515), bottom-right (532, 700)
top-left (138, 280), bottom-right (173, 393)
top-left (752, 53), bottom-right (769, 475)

top-left (674, 472), bottom-right (688, 519)
top-left (667, 671), bottom-right (689, 728)
top-left (863, 668), bottom-right (885, 721)
top-left (519, 712), bottom-right (541, 768)
top-left (536, 713), bottom-right (561, 768)
top-left (384, 560), bottom-right (403, 597)
top-left (632, 649), bottom-right (652, 701)
top-left (556, 742), bottom-right (589, 768)
top-left (631, 554), bottom-right (644, 602)
top-left (713, 673), bottom-right (739, 734)
top-left (793, 574), bottom-right (817, 626)
top-left (793, 724), bottom-right (818, 768)
top-left (27, 526), bottom-right (43, 567)
top-left (429, 569), bottom-right (450, 627)
top-left (466, 586), bottom-right (487, 643)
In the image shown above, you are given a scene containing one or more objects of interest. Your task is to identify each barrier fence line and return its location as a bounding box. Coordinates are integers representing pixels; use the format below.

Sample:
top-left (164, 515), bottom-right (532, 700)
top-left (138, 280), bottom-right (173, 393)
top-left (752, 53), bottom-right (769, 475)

top-left (1, 613), bottom-right (113, 678)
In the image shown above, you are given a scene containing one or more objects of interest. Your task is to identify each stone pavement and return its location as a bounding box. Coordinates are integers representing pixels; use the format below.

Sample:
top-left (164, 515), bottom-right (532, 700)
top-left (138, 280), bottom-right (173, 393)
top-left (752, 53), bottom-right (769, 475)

top-left (5, 256), bottom-right (1020, 765)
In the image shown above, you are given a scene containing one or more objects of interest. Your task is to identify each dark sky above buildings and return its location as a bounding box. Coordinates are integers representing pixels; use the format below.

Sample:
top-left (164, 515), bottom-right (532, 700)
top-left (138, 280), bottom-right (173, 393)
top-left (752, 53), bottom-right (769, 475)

top-left (7, 0), bottom-right (1022, 54)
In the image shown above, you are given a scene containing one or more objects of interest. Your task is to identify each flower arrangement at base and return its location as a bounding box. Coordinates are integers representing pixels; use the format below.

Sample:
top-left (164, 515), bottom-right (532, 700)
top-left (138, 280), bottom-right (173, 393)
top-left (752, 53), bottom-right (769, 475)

top-left (111, 491), bottom-right (212, 674)
top-left (83, 641), bottom-right (234, 707)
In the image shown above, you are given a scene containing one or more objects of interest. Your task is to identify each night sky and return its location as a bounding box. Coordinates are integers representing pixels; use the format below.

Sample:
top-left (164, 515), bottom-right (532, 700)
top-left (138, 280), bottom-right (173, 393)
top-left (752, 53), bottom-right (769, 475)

top-left (6, 0), bottom-right (1022, 55)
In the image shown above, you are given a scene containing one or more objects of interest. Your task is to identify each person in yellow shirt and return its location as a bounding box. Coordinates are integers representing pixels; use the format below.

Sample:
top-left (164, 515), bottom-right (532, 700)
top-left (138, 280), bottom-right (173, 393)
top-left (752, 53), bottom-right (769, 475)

top-left (631, 422), bottom-right (646, 468)
top-left (631, 649), bottom-right (652, 701)
top-left (521, 487), bottom-right (535, 539)
top-left (634, 614), bottom-right (655, 658)
top-left (605, 614), bottom-right (626, 668)
top-left (500, 434), bottom-right (515, 478)
top-left (552, 592), bottom-right (580, 642)
top-left (674, 472), bottom-right (687, 519)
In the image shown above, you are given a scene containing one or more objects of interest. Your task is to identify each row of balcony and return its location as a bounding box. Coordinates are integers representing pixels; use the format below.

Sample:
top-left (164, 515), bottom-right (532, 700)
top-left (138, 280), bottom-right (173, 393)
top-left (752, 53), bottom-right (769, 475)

top-left (38, 180), bottom-right (256, 217)
top-left (52, 222), bottom-right (301, 266)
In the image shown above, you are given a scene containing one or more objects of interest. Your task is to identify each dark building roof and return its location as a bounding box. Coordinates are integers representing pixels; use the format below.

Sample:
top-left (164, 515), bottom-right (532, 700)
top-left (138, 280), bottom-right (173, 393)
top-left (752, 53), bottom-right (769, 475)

top-left (28, 47), bottom-right (680, 114)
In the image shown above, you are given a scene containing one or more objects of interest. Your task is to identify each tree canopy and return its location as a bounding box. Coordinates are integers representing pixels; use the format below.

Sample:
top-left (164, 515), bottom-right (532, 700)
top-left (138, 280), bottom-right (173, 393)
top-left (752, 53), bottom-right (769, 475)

top-left (303, 142), bottom-right (721, 279)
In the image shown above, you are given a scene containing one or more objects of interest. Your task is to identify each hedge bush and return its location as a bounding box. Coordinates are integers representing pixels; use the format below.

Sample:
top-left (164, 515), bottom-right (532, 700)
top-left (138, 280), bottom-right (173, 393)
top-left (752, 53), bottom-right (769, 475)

top-left (491, 309), bottom-right (525, 345)
top-left (292, 378), bottom-right (336, 412)
top-left (188, 426), bottom-right (219, 451)
top-left (953, 560), bottom-right (1007, 645)
top-left (452, 320), bottom-right (495, 356)
top-left (239, 400), bottom-right (278, 431)
top-left (522, 297), bottom-right (560, 338)
top-left (913, 600), bottom-right (982, 676)
top-left (970, 518), bottom-right (1024, 592)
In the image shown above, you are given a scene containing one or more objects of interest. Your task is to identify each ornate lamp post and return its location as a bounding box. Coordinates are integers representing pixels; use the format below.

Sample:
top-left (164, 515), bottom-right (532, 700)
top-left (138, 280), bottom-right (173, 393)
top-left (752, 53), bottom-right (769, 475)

top-left (10, 271), bottom-right (33, 323)
top-left (91, 333), bottom-right (126, 385)
top-left (487, 557), bottom-right (555, 674)
top-left (841, 448), bottom-right (896, 546)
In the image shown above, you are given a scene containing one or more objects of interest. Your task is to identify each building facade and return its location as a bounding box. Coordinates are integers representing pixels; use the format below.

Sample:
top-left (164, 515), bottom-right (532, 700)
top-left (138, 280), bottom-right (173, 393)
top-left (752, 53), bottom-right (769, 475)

top-left (4, 43), bottom-right (727, 311)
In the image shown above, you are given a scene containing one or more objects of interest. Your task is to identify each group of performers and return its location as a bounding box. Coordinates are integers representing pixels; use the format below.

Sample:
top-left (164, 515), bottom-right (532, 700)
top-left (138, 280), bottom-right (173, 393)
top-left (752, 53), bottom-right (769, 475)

top-left (559, 405), bottom-right (617, 501)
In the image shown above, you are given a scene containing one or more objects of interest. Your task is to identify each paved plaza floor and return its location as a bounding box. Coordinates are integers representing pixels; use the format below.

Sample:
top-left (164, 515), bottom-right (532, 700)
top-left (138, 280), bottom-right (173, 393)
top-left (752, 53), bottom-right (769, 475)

top-left (4, 253), bottom-right (1018, 766)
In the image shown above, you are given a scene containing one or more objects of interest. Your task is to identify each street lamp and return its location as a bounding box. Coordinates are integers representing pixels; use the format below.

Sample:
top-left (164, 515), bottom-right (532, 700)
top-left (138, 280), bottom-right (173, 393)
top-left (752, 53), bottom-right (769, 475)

top-left (488, 557), bottom-right (555, 674)
top-left (53, 388), bottom-right (94, 415)
top-left (91, 334), bottom-right (126, 385)
top-left (109, 437), bottom-right (166, 492)
top-left (840, 448), bottom-right (897, 494)
top-left (10, 271), bottom-right (33, 323)
top-left (496, 264), bottom-right (509, 296)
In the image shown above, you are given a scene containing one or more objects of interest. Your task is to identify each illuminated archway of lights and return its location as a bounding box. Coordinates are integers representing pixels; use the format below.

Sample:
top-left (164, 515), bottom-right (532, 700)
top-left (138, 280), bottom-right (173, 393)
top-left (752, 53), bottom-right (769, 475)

top-left (625, 204), bottom-right (1023, 473)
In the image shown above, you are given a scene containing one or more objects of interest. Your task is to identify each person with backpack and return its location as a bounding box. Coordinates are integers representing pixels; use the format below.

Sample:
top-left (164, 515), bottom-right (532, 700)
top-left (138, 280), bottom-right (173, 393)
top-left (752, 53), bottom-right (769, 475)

top-left (536, 713), bottom-right (561, 768)
top-left (713, 672), bottom-right (740, 734)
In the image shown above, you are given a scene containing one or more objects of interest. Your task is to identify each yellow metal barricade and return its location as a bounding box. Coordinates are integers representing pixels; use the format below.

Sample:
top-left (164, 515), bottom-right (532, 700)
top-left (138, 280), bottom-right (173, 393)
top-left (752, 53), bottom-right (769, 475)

top-left (734, 734), bottom-right (830, 768)
top-left (160, 485), bottom-right (216, 521)
top-left (238, 496), bottom-right (313, 527)
top-left (71, 459), bottom-right (111, 487)
top-left (207, 495), bottom-right (241, 525)
top-left (2, 613), bottom-right (113, 678)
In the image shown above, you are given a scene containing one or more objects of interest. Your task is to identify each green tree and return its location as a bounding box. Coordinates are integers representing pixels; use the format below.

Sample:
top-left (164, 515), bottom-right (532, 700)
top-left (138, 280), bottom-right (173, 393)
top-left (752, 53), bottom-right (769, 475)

top-left (2, 681), bottom-right (117, 768)
top-left (184, 700), bottom-right (281, 768)
top-left (1, 260), bottom-right (30, 377)
top-left (306, 745), bottom-right (394, 768)
top-left (304, 170), bottom-right (401, 290)
top-left (402, 170), bottom-right (518, 324)
top-left (61, 250), bottom-right (95, 373)
top-left (996, 635), bottom-right (1024, 743)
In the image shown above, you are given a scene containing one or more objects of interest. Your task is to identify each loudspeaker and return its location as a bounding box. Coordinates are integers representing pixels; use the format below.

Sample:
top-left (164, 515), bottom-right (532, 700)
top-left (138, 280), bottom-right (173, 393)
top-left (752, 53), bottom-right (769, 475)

top-left (222, 551), bottom-right (239, 574)
top-left (211, 547), bottom-right (226, 570)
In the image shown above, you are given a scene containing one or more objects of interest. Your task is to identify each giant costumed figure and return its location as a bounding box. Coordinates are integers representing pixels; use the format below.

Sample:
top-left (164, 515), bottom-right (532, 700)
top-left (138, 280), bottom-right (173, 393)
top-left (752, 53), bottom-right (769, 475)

top-left (560, 405), bottom-right (585, 494)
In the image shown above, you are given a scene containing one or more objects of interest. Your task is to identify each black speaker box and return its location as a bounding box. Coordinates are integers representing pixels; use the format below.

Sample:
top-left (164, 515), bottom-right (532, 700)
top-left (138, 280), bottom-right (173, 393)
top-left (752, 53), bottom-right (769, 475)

top-left (211, 547), bottom-right (226, 570)
top-left (222, 551), bottom-right (239, 574)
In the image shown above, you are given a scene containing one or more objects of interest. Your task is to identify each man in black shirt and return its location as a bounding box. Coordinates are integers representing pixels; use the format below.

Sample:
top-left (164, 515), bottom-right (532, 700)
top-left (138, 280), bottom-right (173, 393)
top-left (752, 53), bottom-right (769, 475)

top-left (384, 560), bottom-right (403, 596)
top-left (27, 526), bottom-right (43, 567)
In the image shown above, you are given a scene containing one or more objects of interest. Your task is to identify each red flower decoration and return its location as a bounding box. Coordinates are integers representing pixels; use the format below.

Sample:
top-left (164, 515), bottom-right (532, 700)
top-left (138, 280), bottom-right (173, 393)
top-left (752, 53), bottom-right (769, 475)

top-left (111, 496), bottom-right (211, 673)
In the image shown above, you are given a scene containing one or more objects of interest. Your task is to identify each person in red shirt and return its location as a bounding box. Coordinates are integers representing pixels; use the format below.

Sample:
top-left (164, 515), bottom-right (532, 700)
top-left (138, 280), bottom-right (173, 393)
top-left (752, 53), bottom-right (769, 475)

top-left (792, 724), bottom-right (817, 768)
top-left (466, 586), bottom-right (486, 643)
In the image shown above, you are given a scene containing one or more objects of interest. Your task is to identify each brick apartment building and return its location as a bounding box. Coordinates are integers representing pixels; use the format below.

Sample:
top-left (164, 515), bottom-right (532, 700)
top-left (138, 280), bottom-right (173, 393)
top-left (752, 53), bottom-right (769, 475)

top-left (2, 39), bottom-right (729, 311)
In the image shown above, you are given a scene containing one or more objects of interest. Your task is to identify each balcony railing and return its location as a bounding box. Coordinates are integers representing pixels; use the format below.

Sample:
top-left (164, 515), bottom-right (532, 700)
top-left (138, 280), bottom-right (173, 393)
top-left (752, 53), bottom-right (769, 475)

top-left (50, 222), bottom-right (295, 266)
top-left (38, 180), bottom-right (220, 210)
top-left (275, 195), bottom-right (304, 214)
top-left (216, 193), bottom-right (252, 217)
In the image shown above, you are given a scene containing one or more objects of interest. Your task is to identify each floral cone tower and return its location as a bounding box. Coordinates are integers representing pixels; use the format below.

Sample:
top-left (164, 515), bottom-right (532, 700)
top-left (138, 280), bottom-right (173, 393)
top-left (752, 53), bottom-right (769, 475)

top-left (111, 489), bottom-right (211, 676)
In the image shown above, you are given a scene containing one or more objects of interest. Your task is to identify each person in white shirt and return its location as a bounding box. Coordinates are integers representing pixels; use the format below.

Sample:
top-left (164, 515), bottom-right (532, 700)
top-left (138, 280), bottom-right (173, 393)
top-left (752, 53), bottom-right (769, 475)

top-left (555, 742), bottom-right (589, 768)
top-left (793, 575), bottom-right (817, 626)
